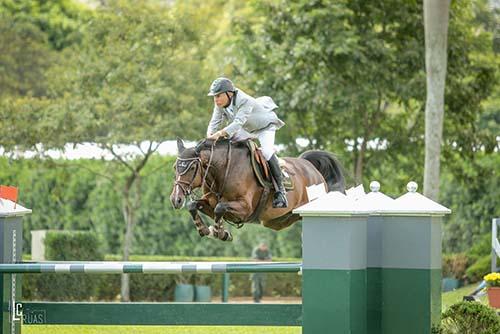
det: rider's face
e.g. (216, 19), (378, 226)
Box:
(214, 92), (232, 108)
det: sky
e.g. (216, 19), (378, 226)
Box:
(0, 139), (307, 160)
(0, 141), (184, 160)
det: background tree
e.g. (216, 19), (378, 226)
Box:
(0, 0), (91, 151)
(233, 0), (428, 184)
(423, 0), (450, 201)
(0, 0), (91, 50)
(2, 0), (213, 301)
(0, 16), (53, 98)
(232, 0), (497, 192)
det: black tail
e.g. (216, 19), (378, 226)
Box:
(299, 150), (346, 193)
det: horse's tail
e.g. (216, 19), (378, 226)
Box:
(299, 150), (346, 193)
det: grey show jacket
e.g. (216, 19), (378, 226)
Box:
(206, 88), (285, 137)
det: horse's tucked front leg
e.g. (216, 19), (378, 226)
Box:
(187, 200), (213, 238)
(212, 203), (233, 242)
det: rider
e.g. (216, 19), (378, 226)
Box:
(206, 77), (288, 208)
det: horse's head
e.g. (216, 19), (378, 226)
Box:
(169, 138), (204, 209)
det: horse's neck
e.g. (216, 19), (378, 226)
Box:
(201, 145), (252, 193)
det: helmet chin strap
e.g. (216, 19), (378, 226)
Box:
(223, 92), (232, 108)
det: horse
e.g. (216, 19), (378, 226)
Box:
(170, 138), (345, 241)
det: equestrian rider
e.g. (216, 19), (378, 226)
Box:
(206, 77), (288, 208)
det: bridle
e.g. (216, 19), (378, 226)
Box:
(174, 140), (232, 201)
(174, 156), (201, 197)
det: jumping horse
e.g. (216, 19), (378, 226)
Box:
(170, 138), (345, 241)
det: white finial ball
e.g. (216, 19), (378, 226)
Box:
(370, 181), (380, 192)
(407, 181), (418, 193)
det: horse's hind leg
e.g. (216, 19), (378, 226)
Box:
(187, 200), (213, 237)
(212, 203), (233, 242)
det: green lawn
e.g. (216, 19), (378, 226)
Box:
(441, 282), (487, 311)
(23, 326), (301, 334)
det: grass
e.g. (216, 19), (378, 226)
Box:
(441, 282), (488, 311)
(23, 325), (301, 334)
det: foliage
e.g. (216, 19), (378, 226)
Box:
(44, 1), (209, 147)
(467, 234), (492, 263)
(462, 233), (494, 283)
(442, 1), (499, 160)
(441, 283), (487, 313)
(441, 153), (500, 253)
(442, 253), (469, 280)
(234, 0), (427, 183)
(441, 301), (500, 334)
(26, 230), (104, 301)
(44, 230), (104, 261)
(466, 255), (491, 283)
(232, 0), (499, 200)
(0, 0), (91, 147)
(431, 325), (442, 334)
(0, 15), (54, 98)
(0, 0), (92, 50)
(484, 272), (500, 288)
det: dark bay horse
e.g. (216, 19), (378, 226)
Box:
(170, 138), (345, 241)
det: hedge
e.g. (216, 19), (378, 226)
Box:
(22, 254), (302, 301)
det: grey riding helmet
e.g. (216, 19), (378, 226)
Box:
(207, 77), (235, 96)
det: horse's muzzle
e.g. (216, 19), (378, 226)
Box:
(170, 192), (185, 209)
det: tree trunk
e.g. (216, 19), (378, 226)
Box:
(423, 0), (450, 201)
(112, 144), (153, 302)
(354, 99), (385, 184)
(355, 137), (367, 184)
(120, 182), (136, 302)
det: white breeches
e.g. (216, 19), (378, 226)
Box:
(232, 128), (276, 161)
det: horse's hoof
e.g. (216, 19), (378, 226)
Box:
(198, 227), (210, 237)
(223, 231), (233, 242)
(217, 228), (226, 240)
(207, 226), (217, 239)
(218, 229), (232, 242)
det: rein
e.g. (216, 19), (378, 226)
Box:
(175, 139), (233, 203)
(218, 141), (232, 200)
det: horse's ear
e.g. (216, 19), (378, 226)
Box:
(176, 137), (185, 153)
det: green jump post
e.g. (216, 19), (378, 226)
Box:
(295, 190), (370, 334)
(0, 198), (31, 334)
(365, 181), (450, 333)
(295, 181), (450, 334)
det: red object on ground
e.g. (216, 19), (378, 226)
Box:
(487, 287), (500, 308)
(0, 185), (19, 203)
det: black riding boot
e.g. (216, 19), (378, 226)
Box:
(268, 154), (288, 208)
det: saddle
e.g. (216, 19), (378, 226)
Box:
(246, 141), (294, 191)
(241, 140), (294, 224)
